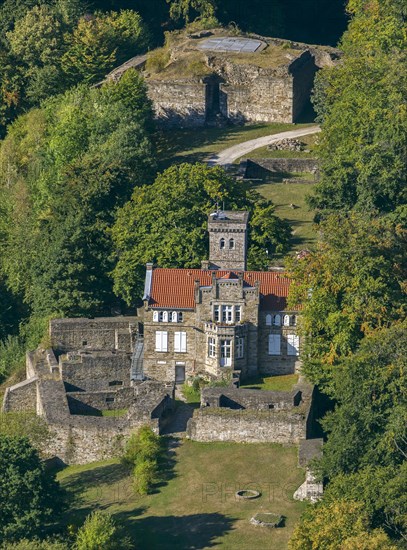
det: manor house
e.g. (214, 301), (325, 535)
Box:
(141, 210), (300, 383)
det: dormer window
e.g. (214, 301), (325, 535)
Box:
(171, 311), (177, 322)
(266, 314), (272, 326)
(162, 311), (168, 322)
(229, 238), (235, 249)
(273, 314), (281, 326)
(283, 314), (290, 327)
(219, 238), (225, 249)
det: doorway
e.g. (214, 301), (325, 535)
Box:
(175, 365), (186, 383)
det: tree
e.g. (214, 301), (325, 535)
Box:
(309, 0), (407, 213)
(289, 500), (397, 550)
(61, 10), (149, 84)
(0, 71), (155, 320)
(167, 0), (217, 24)
(287, 213), (407, 389)
(0, 436), (63, 542)
(111, 163), (291, 304)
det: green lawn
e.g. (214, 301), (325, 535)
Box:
(240, 374), (299, 392)
(155, 122), (314, 170)
(57, 440), (306, 549)
(254, 181), (317, 250)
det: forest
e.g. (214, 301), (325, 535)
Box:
(0, 0), (406, 548)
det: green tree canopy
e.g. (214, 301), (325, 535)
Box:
(310, 0), (407, 214)
(0, 436), (63, 542)
(111, 162), (291, 304)
(288, 213), (407, 389)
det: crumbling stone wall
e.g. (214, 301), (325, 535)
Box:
(50, 317), (137, 354)
(187, 408), (306, 444)
(2, 378), (38, 413)
(201, 387), (301, 410)
(61, 352), (132, 391)
(244, 158), (318, 180)
(147, 81), (207, 128)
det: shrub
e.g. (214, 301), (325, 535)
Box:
(146, 47), (170, 73)
(133, 459), (158, 495)
(75, 511), (119, 550)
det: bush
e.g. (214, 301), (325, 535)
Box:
(146, 47), (170, 73)
(2, 538), (68, 549)
(133, 459), (158, 495)
(123, 426), (164, 494)
(75, 511), (124, 550)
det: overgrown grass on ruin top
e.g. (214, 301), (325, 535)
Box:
(240, 374), (299, 392)
(56, 440), (306, 550)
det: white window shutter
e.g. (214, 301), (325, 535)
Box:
(174, 332), (181, 352)
(181, 332), (187, 352)
(162, 331), (168, 352)
(155, 331), (161, 351)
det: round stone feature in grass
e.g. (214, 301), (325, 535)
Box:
(235, 489), (261, 499)
(250, 513), (284, 528)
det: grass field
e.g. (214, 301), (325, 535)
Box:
(235, 133), (319, 162)
(57, 440), (306, 549)
(155, 122), (314, 170)
(254, 181), (317, 250)
(240, 374), (299, 392)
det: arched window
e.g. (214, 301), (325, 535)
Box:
(283, 314), (290, 326)
(229, 238), (235, 249)
(291, 315), (297, 326)
(153, 311), (159, 322)
(266, 314), (272, 326)
(220, 238), (225, 249)
(178, 312), (183, 322)
(171, 311), (177, 322)
(162, 311), (168, 322)
(273, 314), (281, 326)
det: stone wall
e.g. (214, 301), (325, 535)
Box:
(187, 408), (306, 444)
(201, 386), (301, 410)
(2, 378), (38, 413)
(61, 351), (132, 391)
(244, 158), (319, 180)
(50, 317), (138, 354)
(147, 81), (207, 128)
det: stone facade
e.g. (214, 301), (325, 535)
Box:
(141, 210), (301, 384)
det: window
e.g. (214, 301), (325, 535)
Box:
(268, 334), (281, 355)
(222, 305), (233, 323)
(273, 314), (281, 326)
(109, 380), (123, 387)
(235, 305), (241, 322)
(155, 331), (168, 352)
(283, 314), (290, 327)
(229, 238), (235, 249)
(213, 305), (220, 322)
(174, 331), (187, 353)
(291, 315), (297, 326)
(208, 337), (216, 358)
(106, 397), (115, 403)
(153, 311), (159, 322)
(266, 314), (272, 326)
(162, 311), (168, 322)
(287, 334), (300, 356)
(236, 337), (244, 359)
(158, 311), (164, 322)
(220, 238), (225, 249)
(220, 339), (232, 366)
(178, 312), (183, 323)
(171, 311), (177, 322)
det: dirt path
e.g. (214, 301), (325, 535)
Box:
(207, 125), (321, 166)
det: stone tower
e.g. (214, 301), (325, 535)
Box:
(207, 210), (249, 271)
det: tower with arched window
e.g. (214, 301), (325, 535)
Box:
(207, 210), (249, 270)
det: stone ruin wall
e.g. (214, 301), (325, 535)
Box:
(50, 317), (137, 354)
(187, 408), (306, 444)
(244, 158), (318, 179)
(147, 80), (207, 128)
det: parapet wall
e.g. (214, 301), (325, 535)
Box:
(244, 158), (319, 179)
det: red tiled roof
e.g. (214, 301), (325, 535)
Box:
(148, 268), (293, 311)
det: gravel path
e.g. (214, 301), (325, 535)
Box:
(207, 125), (321, 166)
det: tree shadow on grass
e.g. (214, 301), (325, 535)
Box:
(114, 511), (237, 550)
